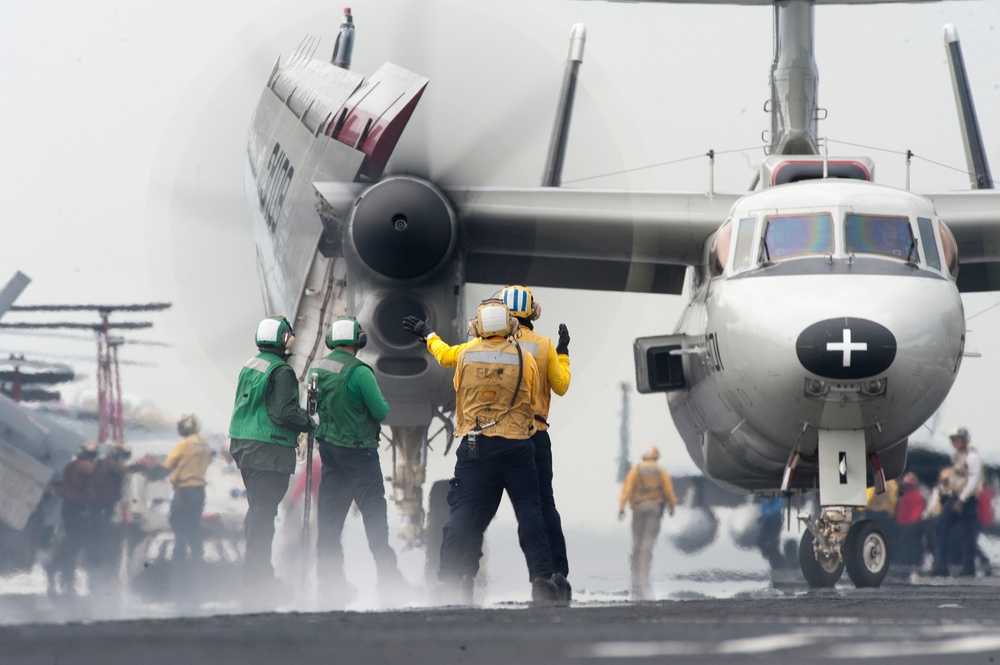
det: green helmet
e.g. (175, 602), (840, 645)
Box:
(326, 317), (368, 349)
(256, 316), (295, 352)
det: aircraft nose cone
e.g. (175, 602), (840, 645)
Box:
(795, 317), (896, 379)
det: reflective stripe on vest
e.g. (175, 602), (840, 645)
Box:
(463, 350), (521, 366)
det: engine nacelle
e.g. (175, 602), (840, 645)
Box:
(345, 176), (466, 427)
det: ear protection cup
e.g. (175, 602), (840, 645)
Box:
(531, 300), (541, 321)
(357, 328), (368, 349)
(468, 317), (479, 338)
(279, 316), (295, 351)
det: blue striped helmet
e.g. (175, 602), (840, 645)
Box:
(499, 285), (540, 320)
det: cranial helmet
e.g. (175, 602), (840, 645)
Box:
(468, 299), (518, 339)
(499, 285), (541, 321)
(949, 427), (970, 444)
(326, 317), (368, 349)
(80, 441), (99, 458)
(109, 444), (132, 461)
(256, 316), (295, 353)
(642, 445), (660, 461)
(177, 413), (200, 437)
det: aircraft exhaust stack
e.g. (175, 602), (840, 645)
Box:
(331, 7), (355, 70)
(944, 24), (993, 190)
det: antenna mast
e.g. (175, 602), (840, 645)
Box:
(617, 382), (631, 483)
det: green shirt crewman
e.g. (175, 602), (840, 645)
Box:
(308, 317), (405, 606)
(228, 315), (313, 605)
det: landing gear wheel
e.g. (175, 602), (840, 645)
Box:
(844, 519), (890, 588)
(423, 479), (451, 585)
(799, 530), (844, 588)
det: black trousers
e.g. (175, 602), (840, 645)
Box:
(240, 469), (290, 585)
(49, 501), (92, 591)
(532, 430), (569, 577)
(439, 436), (553, 584)
(170, 485), (206, 563)
(316, 441), (399, 590)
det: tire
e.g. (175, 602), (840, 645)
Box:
(844, 519), (890, 588)
(423, 479), (452, 584)
(799, 530), (844, 588)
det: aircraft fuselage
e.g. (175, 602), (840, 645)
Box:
(666, 179), (964, 497)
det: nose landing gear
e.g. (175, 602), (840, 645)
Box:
(798, 508), (891, 588)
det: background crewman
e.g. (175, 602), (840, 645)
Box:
(618, 445), (677, 600)
(930, 427), (984, 577)
(308, 317), (405, 606)
(86, 443), (132, 594)
(228, 316), (314, 605)
(164, 414), (213, 568)
(403, 285), (572, 600)
(47, 441), (99, 597)
(434, 299), (558, 604)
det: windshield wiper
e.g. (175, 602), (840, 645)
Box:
(759, 236), (772, 266)
(905, 236), (919, 265)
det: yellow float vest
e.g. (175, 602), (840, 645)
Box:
(513, 327), (552, 428)
(454, 339), (535, 440)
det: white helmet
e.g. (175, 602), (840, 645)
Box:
(949, 427), (970, 444)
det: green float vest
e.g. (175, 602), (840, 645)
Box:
(308, 352), (381, 448)
(228, 352), (299, 447)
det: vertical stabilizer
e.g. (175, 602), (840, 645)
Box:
(944, 24), (993, 190)
(542, 24), (587, 187)
(768, 0), (819, 155)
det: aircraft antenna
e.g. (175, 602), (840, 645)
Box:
(0, 272), (31, 320)
(331, 7), (355, 70)
(2, 301), (171, 443)
(617, 382), (631, 483)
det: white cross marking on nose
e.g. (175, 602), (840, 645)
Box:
(827, 328), (867, 367)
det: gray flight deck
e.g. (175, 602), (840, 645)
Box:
(2, 578), (999, 664)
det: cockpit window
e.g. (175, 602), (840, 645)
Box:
(731, 217), (757, 272)
(917, 217), (941, 271)
(762, 213), (834, 261)
(844, 214), (915, 260)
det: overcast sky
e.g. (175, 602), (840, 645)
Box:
(0, 0), (998, 530)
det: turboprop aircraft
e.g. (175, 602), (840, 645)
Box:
(243, 1), (1000, 588)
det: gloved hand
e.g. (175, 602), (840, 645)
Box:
(296, 433), (309, 462)
(402, 316), (434, 340)
(952, 499), (965, 514)
(618, 509), (625, 522)
(556, 323), (570, 355)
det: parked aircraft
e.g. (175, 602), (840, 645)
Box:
(243, 1), (1000, 588)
